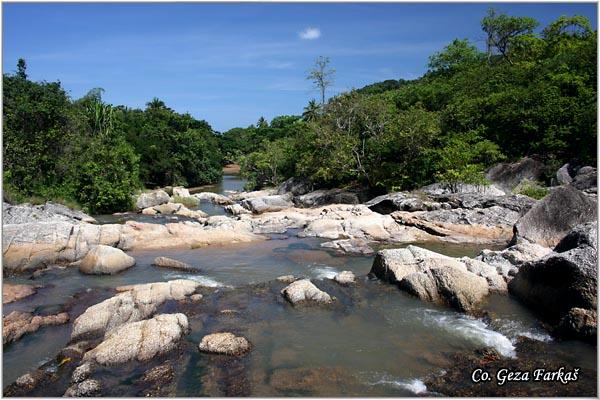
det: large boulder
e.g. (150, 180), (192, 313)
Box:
(79, 245), (136, 275)
(367, 192), (442, 214)
(136, 190), (170, 210)
(476, 242), (552, 280)
(556, 163), (573, 185)
(370, 246), (493, 312)
(512, 185), (597, 247)
(83, 313), (189, 365)
(509, 223), (597, 331)
(172, 186), (191, 198)
(198, 332), (251, 356)
(486, 157), (545, 193)
(71, 280), (200, 340)
(294, 189), (361, 208)
(571, 166), (597, 191)
(281, 279), (333, 305)
(241, 194), (293, 214)
(277, 177), (313, 196)
(555, 308), (597, 344)
(224, 203), (252, 216)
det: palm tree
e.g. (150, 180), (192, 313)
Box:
(146, 97), (166, 110)
(302, 99), (321, 122)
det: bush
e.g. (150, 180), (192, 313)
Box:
(513, 179), (549, 200)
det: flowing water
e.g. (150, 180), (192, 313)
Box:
(3, 173), (597, 395)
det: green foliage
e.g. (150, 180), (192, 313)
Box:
(231, 12), (596, 194)
(172, 195), (199, 208)
(3, 64), (222, 213)
(513, 179), (549, 200)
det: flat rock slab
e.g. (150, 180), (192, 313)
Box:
(198, 332), (251, 356)
(3, 283), (38, 304)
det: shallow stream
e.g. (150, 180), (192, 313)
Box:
(3, 174), (597, 395)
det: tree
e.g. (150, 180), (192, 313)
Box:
(428, 39), (481, 75)
(307, 56), (335, 105)
(16, 58), (27, 79)
(302, 100), (321, 121)
(482, 8), (538, 64)
(257, 116), (268, 128)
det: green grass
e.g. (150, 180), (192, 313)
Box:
(172, 195), (199, 208)
(513, 179), (549, 200)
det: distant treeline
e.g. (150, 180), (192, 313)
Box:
(221, 11), (597, 192)
(3, 69), (222, 213)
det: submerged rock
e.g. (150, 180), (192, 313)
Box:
(333, 271), (356, 285)
(3, 310), (69, 344)
(71, 279), (199, 340)
(153, 256), (195, 272)
(83, 313), (189, 365)
(512, 185), (597, 247)
(78, 245), (136, 275)
(198, 332), (251, 356)
(276, 275), (296, 283)
(320, 238), (374, 255)
(136, 189), (170, 210)
(281, 279), (333, 305)
(3, 283), (38, 304)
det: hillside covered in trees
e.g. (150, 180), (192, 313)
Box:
(224, 11), (597, 192)
(3, 10), (597, 213)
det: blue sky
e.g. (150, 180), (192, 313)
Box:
(3, 2), (597, 132)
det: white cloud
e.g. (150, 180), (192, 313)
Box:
(299, 27), (321, 40)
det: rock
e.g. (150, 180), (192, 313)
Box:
(277, 177), (313, 196)
(71, 362), (93, 384)
(276, 275), (296, 283)
(153, 202), (182, 214)
(4, 311), (69, 344)
(141, 207), (158, 215)
(486, 157), (545, 193)
(64, 379), (101, 397)
(555, 308), (597, 343)
(83, 313), (189, 365)
(333, 271), (356, 285)
(554, 222), (597, 252)
(190, 294), (203, 302)
(15, 373), (35, 388)
(512, 185), (597, 247)
(571, 166), (597, 191)
(3, 202), (97, 225)
(294, 189), (361, 208)
(3, 283), (38, 304)
(198, 332), (251, 356)
(136, 190), (170, 210)
(420, 183), (505, 196)
(79, 245), (136, 275)
(229, 189), (277, 201)
(241, 195), (293, 214)
(370, 246), (492, 312)
(476, 242), (552, 280)
(193, 192), (234, 205)
(71, 280), (199, 340)
(392, 205), (521, 243)
(556, 163), (573, 185)
(172, 186), (191, 197)
(429, 193), (535, 214)
(320, 238), (374, 255)
(224, 203), (251, 216)
(367, 192), (441, 214)
(509, 224), (597, 325)
(281, 279), (333, 305)
(153, 256), (195, 272)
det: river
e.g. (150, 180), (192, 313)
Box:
(3, 173), (597, 396)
